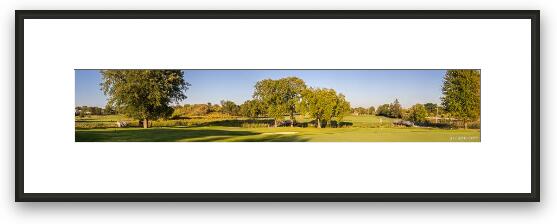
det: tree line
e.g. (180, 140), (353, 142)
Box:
(75, 106), (115, 116)
(171, 77), (351, 128)
(97, 69), (480, 129)
(372, 99), (437, 122)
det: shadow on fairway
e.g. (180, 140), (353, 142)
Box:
(232, 134), (309, 142)
(75, 128), (309, 142)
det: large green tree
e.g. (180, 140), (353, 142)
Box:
(282, 77), (307, 126)
(376, 104), (391, 117)
(368, 106), (376, 115)
(101, 70), (190, 128)
(389, 99), (402, 118)
(253, 77), (306, 127)
(407, 103), (428, 123)
(441, 69), (481, 129)
(300, 88), (350, 128)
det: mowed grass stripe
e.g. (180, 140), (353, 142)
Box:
(75, 126), (480, 142)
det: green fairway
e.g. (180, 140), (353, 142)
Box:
(75, 126), (480, 142)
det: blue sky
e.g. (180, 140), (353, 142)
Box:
(75, 69), (446, 108)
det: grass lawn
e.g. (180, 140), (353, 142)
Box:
(75, 114), (480, 142)
(75, 126), (480, 142)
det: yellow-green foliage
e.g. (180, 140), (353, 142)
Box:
(406, 104), (428, 123)
(441, 70), (481, 124)
(101, 70), (190, 121)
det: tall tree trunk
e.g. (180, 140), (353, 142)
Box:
(290, 112), (295, 127)
(464, 119), (468, 129)
(317, 118), (321, 128)
(274, 119), (278, 128)
(143, 118), (148, 128)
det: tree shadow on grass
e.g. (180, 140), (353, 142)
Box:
(75, 128), (309, 142)
(232, 134), (309, 142)
(75, 128), (256, 142)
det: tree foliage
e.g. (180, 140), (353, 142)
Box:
(441, 69), (481, 128)
(389, 99), (403, 118)
(423, 103), (438, 115)
(352, 107), (369, 115)
(334, 94), (351, 123)
(375, 99), (403, 118)
(368, 106), (375, 115)
(220, 100), (240, 116)
(406, 103), (428, 123)
(253, 77), (306, 126)
(101, 70), (190, 128)
(299, 88), (350, 128)
(352, 106), (375, 115)
(376, 104), (391, 117)
(240, 99), (265, 118)
(75, 106), (107, 116)
(172, 104), (211, 118)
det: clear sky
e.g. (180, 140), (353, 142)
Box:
(75, 69), (446, 108)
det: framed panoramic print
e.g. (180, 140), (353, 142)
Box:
(15, 10), (540, 202)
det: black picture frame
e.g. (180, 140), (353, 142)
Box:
(15, 10), (540, 202)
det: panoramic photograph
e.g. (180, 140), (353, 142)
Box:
(75, 69), (480, 142)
